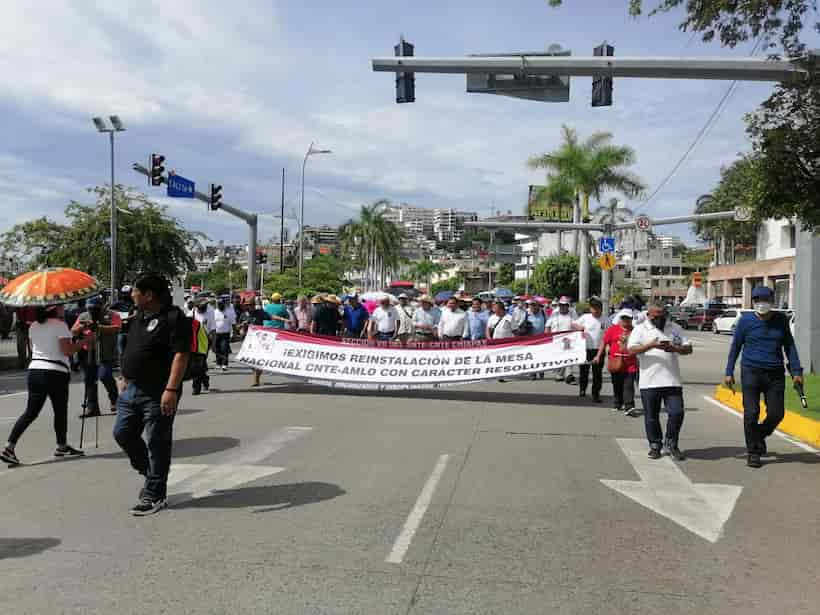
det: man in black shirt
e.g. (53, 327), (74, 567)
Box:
(311, 296), (342, 336)
(113, 274), (190, 516)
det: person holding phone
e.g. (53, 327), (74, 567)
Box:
(627, 301), (693, 461)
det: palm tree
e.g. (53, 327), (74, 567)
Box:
(528, 125), (646, 300)
(407, 259), (446, 292)
(339, 199), (403, 291)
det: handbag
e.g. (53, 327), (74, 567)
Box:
(607, 354), (624, 373)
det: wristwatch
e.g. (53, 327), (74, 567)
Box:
(165, 387), (180, 394)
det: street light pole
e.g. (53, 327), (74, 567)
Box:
(298, 142), (332, 287)
(93, 115), (125, 302)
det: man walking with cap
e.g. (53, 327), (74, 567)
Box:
(725, 286), (803, 468)
(343, 295), (369, 338)
(114, 274), (190, 515)
(628, 301), (693, 460)
(546, 296), (576, 383)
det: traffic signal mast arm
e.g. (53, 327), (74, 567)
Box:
(464, 210), (738, 232)
(373, 54), (812, 83)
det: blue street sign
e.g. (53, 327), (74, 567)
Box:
(167, 174), (195, 198)
(599, 237), (616, 253)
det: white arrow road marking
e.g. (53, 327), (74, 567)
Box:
(167, 463), (285, 502)
(166, 426), (313, 504)
(601, 438), (743, 543)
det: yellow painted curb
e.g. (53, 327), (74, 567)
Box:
(713, 385), (820, 449)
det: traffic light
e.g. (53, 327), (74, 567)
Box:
(209, 184), (222, 211)
(394, 37), (415, 103)
(592, 42), (614, 107)
(150, 154), (165, 186)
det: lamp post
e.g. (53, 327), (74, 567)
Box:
(299, 142), (332, 286)
(92, 115), (126, 302)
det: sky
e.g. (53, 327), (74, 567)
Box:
(1, 0), (816, 248)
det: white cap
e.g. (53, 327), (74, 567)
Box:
(617, 309), (634, 320)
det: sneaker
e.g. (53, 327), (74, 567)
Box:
(131, 496), (167, 516)
(565, 375), (576, 385)
(221, 366), (227, 372)
(55, 445), (84, 457)
(0, 447), (20, 465)
(648, 448), (662, 460)
(611, 404), (622, 412)
(747, 453), (762, 468)
(667, 446), (686, 461)
(623, 405), (637, 417)
(78, 409), (101, 419)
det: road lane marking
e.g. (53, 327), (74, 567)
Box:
(167, 463), (285, 502)
(703, 395), (818, 453)
(386, 453), (450, 564)
(0, 392), (26, 399)
(602, 438), (742, 543)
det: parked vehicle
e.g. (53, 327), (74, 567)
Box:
(713, 309), (751, 334)
(669, 306), (695, 326)
(683, 308), (720, 331)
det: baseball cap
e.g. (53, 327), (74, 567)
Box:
(86, 296), (103, 307)
(270, 292), (282, 301)
(559, 296), (571, 304)
(617, 309), (634, 320)
(751, 286), (774, 301)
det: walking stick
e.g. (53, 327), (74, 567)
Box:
(79, 388), (86, 449)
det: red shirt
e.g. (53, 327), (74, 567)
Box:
(602, 324), (638, 373)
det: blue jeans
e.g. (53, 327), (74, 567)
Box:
(376, 331), (395, 341)
(82, 360), (118, 412)
(741, 366), (785, 454)
(113, 383), (176, 501)
(641, 386), (685, 449)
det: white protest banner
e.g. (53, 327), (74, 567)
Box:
(237, 327), (587, 390)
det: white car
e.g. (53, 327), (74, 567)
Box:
(713, 309), (751, 334)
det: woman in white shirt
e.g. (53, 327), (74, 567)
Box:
(213, 302), (235, 371)
(0, 305), (90, 465)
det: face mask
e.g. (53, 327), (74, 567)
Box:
(754, 302), (772, 315)
(650, 316), (667, 330)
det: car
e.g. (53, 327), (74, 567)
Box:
(683, 308), (722, 331)
(712, 309), (751, 334)
(670, 306), (695, 326)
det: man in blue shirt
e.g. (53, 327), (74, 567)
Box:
(342, 295), (369, 338)
(263, 293), (289, 329)
(725, 286), (803, 468)
(464, 298), (489, 340)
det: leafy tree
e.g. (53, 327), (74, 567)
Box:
(529, 254), (602, 299)
(431, 276), (462, 295)
(612, 283), (646, 307)
(262, 255), (349, 299)
(1, 186), (202, 288)
(184, 263), (246, 295)
(496, 263), (515, 286)
(339, 199), (403, 290)
(406, 259), (446, 291)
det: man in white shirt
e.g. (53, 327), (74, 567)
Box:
(438, 298), (468, 341)
(413, 296), (440, 341)
(546, 296), (576, 383)
(369, 297), (400, 341)
(396, 294), (415, 342)
(487, 300), (514, 340)
(628, 301), (693, 460)
(574, 297), (608, 402)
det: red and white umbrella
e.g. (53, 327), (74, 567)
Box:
(0, 267), (101, 307)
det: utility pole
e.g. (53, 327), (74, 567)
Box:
(280, 167), (285, 273)
(794, 230), (820, 373)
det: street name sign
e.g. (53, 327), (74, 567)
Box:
(167, 173), (195, 198)
(599, 237), (615, 253)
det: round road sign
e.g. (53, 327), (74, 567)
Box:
(734, 206), (752, 222)
(635, 215), (652, 232)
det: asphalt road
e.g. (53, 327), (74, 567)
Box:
(1, 330), (818, 614)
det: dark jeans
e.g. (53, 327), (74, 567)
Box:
(191, 355), (210, 394)
(376, 331), (395, 341)
(611, 371), (636, 409)
(641, 386), (685, 449)
(116, 333), (128, 359)
(214, 333), (231, 366)
(741, 366), (786, 454)
(113, 383), (176, 501)
(9, 369), (70, 446)
(82, 360), (118, 412)
(579, 349), (603, 396)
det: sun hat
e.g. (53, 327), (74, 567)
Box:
(418, 294), (433, 303)
(311, 295), (324, 304)
(558, 295), (571, 304)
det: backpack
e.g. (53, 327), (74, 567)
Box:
(166, 306), (205, 381)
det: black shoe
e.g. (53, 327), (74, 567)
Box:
(78, 409), (101, 419)
(592, 394), (602, 403)
(747, 453), (762, 468)
(565, 375), (576, 385)
(131, 496), (167, 516)
(760, 439), (767, 456)
(667, 446), (685, 461)
(623, 405), (637, 417)
(1, 447), (20, 465)
(579, 390), (586, 398)
(648, 448), (662, 460)
(55, 445), (84, 457)
(191, 390), (201, 396)
(530, 374), (537, 381)
(611, 404), (622, 412)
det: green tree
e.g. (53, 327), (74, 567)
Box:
(496, 263), (515, 286)
(692, 156), (762, 263)
(528, 125), (645, 223)
(184, 263), (246, 295)
(406, 259), (446, 291)
(529, 254), (602, 299)
(1, 186), (202, 288)
(431, 276), (461, 295)
(339, 199), (403, 291)
(262, 255), (349, 298)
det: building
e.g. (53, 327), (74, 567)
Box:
(707, 218), (796, 308)
(433, 209), (479, 243)
(383, 204), (479, 242)
(656, 234), (684, 249)
(513, 228), (573, 281)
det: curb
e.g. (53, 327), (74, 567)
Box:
(713, 385), (820, 449)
